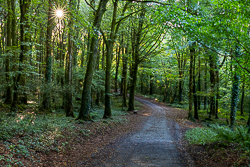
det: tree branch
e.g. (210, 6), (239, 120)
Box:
(115, 9), (142, 25)
(198, 40), (250, 74)
(84, 0), (96, 12)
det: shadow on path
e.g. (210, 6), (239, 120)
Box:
(78, 97), (185, 167)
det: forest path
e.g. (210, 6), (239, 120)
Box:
(79, 97), (185, 167)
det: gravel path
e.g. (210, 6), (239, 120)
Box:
(80, 97), (185, 167)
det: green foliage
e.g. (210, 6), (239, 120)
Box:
(185, 125), (250, 148)
(0, 112), (74, 140)
(0, 111), (81, 166)
(185, 127), (218, 145)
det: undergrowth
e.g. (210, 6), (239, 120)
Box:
(0, 112), (76, 166)
(0, 96), (138, 166)
(185, 124), (250, 149)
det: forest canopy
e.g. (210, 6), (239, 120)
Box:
(0, 0), (250, 166)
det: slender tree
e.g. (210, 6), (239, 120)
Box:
(43, 0), (53, 111)
(230, 45), (241, 127)
(65, 0), (74, 117)
(5, 0), (12, 104)
(78, 0), (109, 120)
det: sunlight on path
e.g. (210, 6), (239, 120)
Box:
(79, 97), (185, 167)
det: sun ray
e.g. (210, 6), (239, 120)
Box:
(52, 4), (67, 20)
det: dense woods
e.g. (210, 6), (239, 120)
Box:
(0, 0), (250, 166)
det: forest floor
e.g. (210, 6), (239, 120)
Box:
(1, 96), (249, 166)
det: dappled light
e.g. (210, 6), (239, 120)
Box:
(0, 0), (249, 166)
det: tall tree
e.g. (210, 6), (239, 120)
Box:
(188, 43), (194, 119)
(102, 1), (129, 118)
(5, 0), (12, 104)
(230, 45), (241, 127)
(128, 9), (145, 111)
(78, 0), (109, 120)
(43, 0), (53, 111)
(65, 0), (74, 117)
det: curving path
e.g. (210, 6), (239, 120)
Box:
(79, 97), (185, 167)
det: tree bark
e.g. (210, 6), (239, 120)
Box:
(103, 0), (129, 118)
(78, 0), (109, 120)
(209, 54), (216, 118)
(114, 43), (121, 93)
(204, 60), (207, 110)
(240, 76), (245, 115)
(128, 9), (145, 111)
(197, 56), (201, 110)
(5, 0), (12, 104)
(150, 75), (153, 95)
(10, 0), (18, 112)
(122, 39), (128, 108)
(215, 63), (219, 119)
(193, 52), (198, 119)
(65, 0), (74, 117)
(188, 43), (194, 119)
(230, 45), (241, 127)
(43, 0), (53, 111)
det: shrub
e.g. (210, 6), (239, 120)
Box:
(185, 124), (250, 148)
(185, 127), (219, 145)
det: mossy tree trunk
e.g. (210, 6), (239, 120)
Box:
(193, 51), (198, 120)
(204, 60), (207, 110)
(197, 56), (201, 110)
(240, 76), (245, 115)
(230, 45), (241, 127)
(188, 43), (194, 119)
(65, 0), (74, 117)
(128, 9), (145, 111)
(209, 53), (216, 118)
(11, 0), (18, 111)
(122, 38), (128, 108)
(43, 0), (53, 111)
(78, 0), (109, 120)
(103, 1), (129, 118)
(114, 44), (120, 93)
(5, 0), (12, 105)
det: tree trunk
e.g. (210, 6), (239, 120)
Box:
(163, 79), (169, 102)
(140, 74), (143, 94)
(209, 54), (216, 118)
(150, 75), (153, 95)
(215, 64), (219, 119)
(5, 0), (12, 104)
(188, 43), (194, 119)
(128, 60), (139, 111)
(193, 52), (198, 119)
(178, 78), (183, 103)
(230, 45), (240, 127)
(122, 41), (128, 108)
(204, 60), (207, 110)
(78, 0), (109, 120)
(114, 44), (120, 93)
(10, 0), (17, 112)
(103, 0), (119, 118)
(43, 0), (53, 111)
(197, 56), (201, 110)
(103, 0), (129, 117)
(128, 9), (145, 111)
(65, 0), (74, 117)
(95, 40), (101, 106)
(240, 77), (245, 115)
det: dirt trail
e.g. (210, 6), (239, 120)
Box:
(78, 97), (186, 167)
